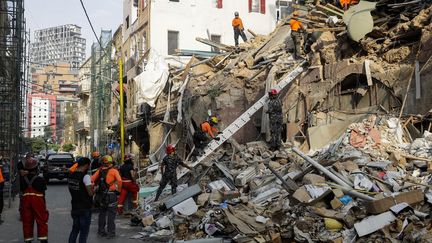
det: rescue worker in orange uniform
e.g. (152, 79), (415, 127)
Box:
(232, 11), (247, 46)
(21, 157), (48, 243)
(193, 116), (221, 151)
(289, 12), (305, 59)
(340, 0), (359, 10)
(0, 161), (4, 224)
(90, 151), (102, 174)
(117, 154), (140, 215)
(91, 155), (122, 238)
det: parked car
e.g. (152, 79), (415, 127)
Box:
(42, 153), (74, 182)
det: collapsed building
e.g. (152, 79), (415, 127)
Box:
(125, 2), (432, 242)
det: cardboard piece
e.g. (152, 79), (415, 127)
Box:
(367, 189), (424, 214)
(354, 211), (396, 237)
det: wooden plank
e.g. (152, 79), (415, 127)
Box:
(306, 27), (346, 33)
(415, 60), (421, 99)
(364, 60), (373, 86)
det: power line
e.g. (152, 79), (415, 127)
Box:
(79, 0), (109, 57)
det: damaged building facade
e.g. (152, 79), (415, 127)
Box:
(124, 2), (432, 243)
(75, 1), (432, 242)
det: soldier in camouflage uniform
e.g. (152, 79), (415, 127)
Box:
(154, 144), (192, 201)
(267, 89), (283, 151)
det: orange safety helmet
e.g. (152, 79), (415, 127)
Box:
(269, 89), (278, 95)
(91, 151), (100, 158)
(166, 144), (175, 155)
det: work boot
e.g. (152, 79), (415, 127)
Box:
(39, 240), (48, 243)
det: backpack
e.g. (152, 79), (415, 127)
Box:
(93, 168), (112, 208)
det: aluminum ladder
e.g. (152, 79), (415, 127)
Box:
(178, 62), (306, 178)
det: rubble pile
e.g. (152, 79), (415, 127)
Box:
(131, 114), (432, 242)
(133, 1), (432, 242)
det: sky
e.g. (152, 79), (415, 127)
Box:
(25, 0), (122, 57)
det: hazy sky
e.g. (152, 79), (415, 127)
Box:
(25, 0), (122, 57)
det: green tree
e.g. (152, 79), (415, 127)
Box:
(62, 143), (74, 152)
(30, 137), (47, 153)
(49, 144), (61, 152)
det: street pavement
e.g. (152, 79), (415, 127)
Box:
(0, 180), (142, 242)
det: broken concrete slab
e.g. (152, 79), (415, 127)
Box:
(164, 184), (202, 209)
(354, 211), (396, 237)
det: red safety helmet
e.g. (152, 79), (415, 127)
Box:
(166, 144), (175, 155)
(25, 157), (38, 170)
(124, 153), (133, 161)
(269, 89), (278, 95)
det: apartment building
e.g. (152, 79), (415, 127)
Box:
(30, 24), (86, 69)
(31, 62), (79, 97)
(28, 94), (56, 139)
(75, 57), (92, 156)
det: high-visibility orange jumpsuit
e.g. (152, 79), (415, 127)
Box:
(117, 162), (139, 214)
(21, 175), (48, 242)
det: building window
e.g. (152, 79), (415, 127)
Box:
(249, 0), (266, 14)
(167, 30), (179, 55)
(210, 35), (221, 52)
(133, 0), (138, 7)
(214, 0), (223, 8)
(169, 0), (179, 2)
(125, 16), (130, 29)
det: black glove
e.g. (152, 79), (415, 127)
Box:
(214, 137), (221, 141)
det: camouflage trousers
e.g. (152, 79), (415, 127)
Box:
(154, 173), (177, 201)
(269, 121), (282, 150)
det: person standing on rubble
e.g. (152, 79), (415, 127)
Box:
(232, 11), (247, 47)
(267, 89), (283, 151)
(289, 12), (305, 59)
(154, 145), (192, 201)
(117, 154), (140, 215)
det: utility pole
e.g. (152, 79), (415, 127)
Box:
(119, 59), (125, 164)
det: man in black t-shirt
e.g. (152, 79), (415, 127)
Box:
(68, 157), (94, 243)
(117, 154), (139, 214)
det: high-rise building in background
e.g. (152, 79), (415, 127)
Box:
(30, 24), (86, 69)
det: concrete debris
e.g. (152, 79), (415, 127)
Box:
(130, 2), (432, 242)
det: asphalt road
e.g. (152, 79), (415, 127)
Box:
(0, 180), (142, 242)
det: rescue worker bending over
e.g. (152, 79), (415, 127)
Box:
(21, 157), (48, 243)
(117, 154), (140, 215)
(267, 89), (283, 151)
(154, 145), (192, 201)
(194, 116), (220, 150)
(232, 11), (247, 46)
(91, 155), (122, 239)
(289, 12), (305, 59)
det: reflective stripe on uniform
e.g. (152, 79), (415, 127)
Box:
(38, 236), (48, 240)
(23, 193), (44, 197)
(24, 238), (34, 241)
